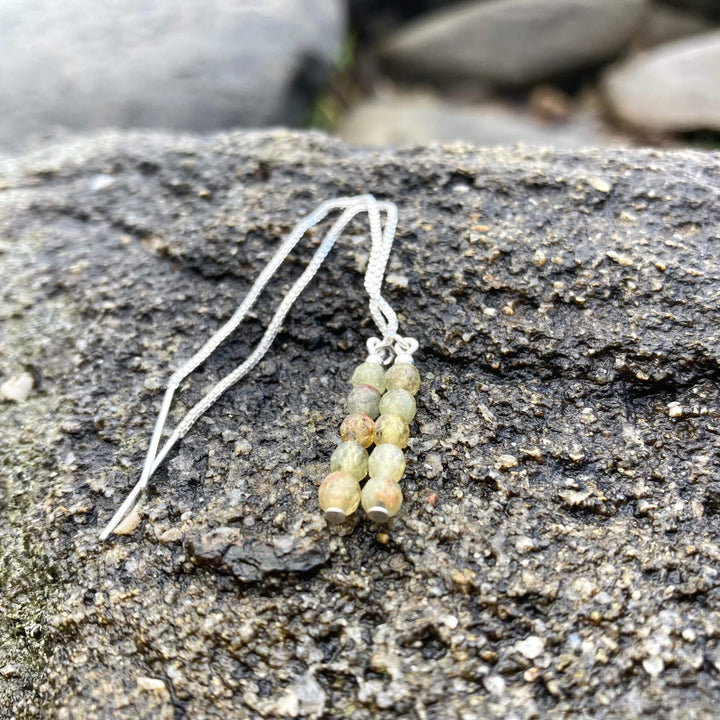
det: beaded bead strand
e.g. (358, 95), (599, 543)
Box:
(318, 338), (419, 526)
(99, 195), (414, 542)
(318, 353), (386, 524)
(361, 355), (420, 523)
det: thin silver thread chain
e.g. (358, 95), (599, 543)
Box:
(100, 194), (412, 539)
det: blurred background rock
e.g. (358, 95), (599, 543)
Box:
(1, 0), (719, 153)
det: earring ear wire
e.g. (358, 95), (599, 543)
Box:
(99, 195), (420, 540)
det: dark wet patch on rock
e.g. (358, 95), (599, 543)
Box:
(184, 527), (331, 583)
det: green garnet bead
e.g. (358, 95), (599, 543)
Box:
(385, 363), (420, 395)
(361, 477), (403, 523)
(319, 472), (361, 524)
(379, 388), (416, 423)
(347, 384), (382, 420)
(351, 362), (386, 394)
(373, 413), (410, 449)
(340, 412), (375, 448)
(330, 440), (368, 481)
(368, 443), (405, 483)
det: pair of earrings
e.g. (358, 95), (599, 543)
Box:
(320, 336), (419, 525)
(99, 195), (420, 540)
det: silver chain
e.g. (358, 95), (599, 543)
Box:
(99, 194), (415, 539)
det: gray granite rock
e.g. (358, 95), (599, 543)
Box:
(380, 0), (648, 85)
(604, 30), (720, 132)
(2, 130), (720, 719)
(0, 0), (344, 152)
(338, 92), (613, 147)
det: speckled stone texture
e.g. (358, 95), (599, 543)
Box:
(1, 131), (720, 719)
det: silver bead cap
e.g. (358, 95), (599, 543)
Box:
(393, 353), (414, 365)
(324, 507), (347, 525)
(365, 353), (384, 365)
(366, 506), (390, 523)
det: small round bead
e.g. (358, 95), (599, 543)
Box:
(318, 471), (361, 523)
(373, 413), (410, 449)
(330, 440), (369, 481)
(379, 388), (416, 423)
(352, 362), (386, 394)
(368, 443), (405, 482)
(385, 363), (420, 395)
(340, 412), (375, 448)
(347, 384), (382, 420)
(361, 477), (403, 522)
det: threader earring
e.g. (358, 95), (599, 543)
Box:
(99, 195), (419, 540)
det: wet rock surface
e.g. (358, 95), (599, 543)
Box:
(1, 130), (720, 718)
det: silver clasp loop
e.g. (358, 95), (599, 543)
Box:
(394, 336), (418, 356)
(393, 335), (418, 365)
(366, 336), (395, 366)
